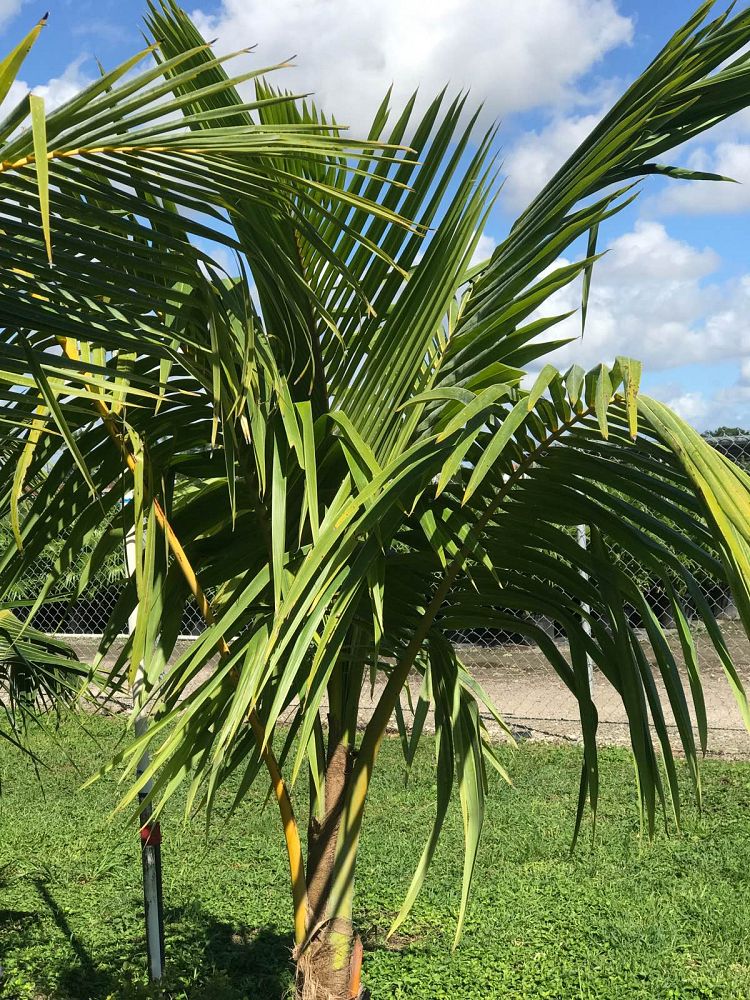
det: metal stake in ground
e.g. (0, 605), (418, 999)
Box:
(124, 502), (165, 981)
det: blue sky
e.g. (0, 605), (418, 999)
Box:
(4, 0), (750, 431)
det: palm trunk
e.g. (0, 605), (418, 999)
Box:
(295, 917), (363, 999)
(296, 716), (365, 999)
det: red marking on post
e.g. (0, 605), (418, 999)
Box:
(140, 822), (162, 847)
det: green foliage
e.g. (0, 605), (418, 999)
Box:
(2, 718), (750, 1000)
(0, 511), (125, 602)
(4, 0), (750, 969)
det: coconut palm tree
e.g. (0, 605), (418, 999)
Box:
(4, 2), (750, 997)
(0, 4), (408, 755)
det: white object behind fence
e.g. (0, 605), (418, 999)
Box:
(577, 523), (594, 698)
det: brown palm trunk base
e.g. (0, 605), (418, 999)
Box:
(295, 918), (366, 999)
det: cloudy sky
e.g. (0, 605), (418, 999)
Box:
(6, 0), (750, 431)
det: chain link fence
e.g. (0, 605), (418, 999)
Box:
(7, 434), (750, 752)
(449, 434), (750, 752)
(21, 589), (205, 639)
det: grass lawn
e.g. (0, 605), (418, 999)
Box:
(2, 716), (750, 999)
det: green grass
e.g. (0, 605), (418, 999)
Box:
(2, 717), (750, 999)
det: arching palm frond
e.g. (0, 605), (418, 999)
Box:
(3, 2), (750, 994)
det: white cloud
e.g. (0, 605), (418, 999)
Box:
(693, 107), (750, 145)
(30, 58), (92, 112)
(470, 233), (496, 269)
(0, 58), (93, 121)
(531, 221), (750, 373)
(660, 389), (711, 427)
(648, 376), (750, 433)
(0, 77), (26, 116)
(72, 19), (127, 44)
(497, 66), (637, 214)
(501, 111), (601, 213)
(191, 0), (632, 133)
(0, 1), (24, 30)
(650, 141), (750, 215)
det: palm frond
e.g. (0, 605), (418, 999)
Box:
(4, 0), (750, 956)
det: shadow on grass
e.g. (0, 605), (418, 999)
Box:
(13, 886), (295, 1000)
(2, 890), (413, 999)
(36, 879), (100, 984)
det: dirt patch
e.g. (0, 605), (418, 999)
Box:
(361, 927), (425, 953)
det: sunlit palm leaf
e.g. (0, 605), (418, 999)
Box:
(4, 0), (750, 965)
